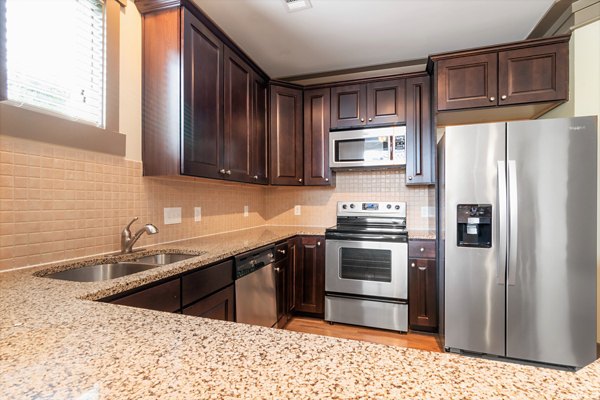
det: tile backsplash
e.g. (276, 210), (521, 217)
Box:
(0, 136), (435, 271)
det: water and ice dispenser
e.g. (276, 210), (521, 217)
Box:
(457, 204), (492, 248)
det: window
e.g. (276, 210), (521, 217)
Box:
(0, 0), (125, 157)
(5, 0), (105, 127)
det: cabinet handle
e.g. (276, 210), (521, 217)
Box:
(368, 117), (372, 122)
(317, 241), (321, 246)
(360, 117), (365, 122)
(219, 169), (226, 174)
(411, 262), (416, 268)
(226, 170), (232, 175)
(408, 176), (413, 181)
(253, 175), (258, 180)
(298, 178), (303, 183)
(418, 266), (427, 271)
(501, 95), (507, 100)
(274, 266), (281, 272)
(277, 249), (286, 255)
(489, 97), (495, 102)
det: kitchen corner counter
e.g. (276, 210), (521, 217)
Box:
(1, 226), (599, 399)
(409, 230), (436, 240)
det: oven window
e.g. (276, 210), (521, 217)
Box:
(339, 248), (392, 282)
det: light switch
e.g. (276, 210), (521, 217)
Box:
(194, 207), (202, 222)
(294, 205), (301, 216)
(164, 207), (182, 225)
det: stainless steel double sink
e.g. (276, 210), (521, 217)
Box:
(44, 252), (200, 282)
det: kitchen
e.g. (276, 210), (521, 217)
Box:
(1, 0), (599, 398)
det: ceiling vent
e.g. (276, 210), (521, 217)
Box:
(282, 0), (312, 13)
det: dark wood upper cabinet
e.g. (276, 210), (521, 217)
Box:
(330, 84), (367, 129)
(436, 53), (498, 111)
(294, 236), (325, 315)
(405, 75), (434, 186)
(269, 84), (304, 185)
(366, 79), (406, 125)
(429, 34), (570, 124)
(303, 88), (333, 186)
(498, 43), (568, 106)
(136, 2), (268, 184)
(251, 74), (269, 184)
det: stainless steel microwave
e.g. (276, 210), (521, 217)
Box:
(329, 126), (406, 169)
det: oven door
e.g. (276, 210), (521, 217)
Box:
(325, 238), (407, 300)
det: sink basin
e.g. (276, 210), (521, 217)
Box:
(45, 263), (159, 282)
(134, 253), (198, 265)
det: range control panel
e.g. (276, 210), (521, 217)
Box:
(337, 201), (406, 218)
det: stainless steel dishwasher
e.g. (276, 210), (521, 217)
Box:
(234, 246), (277, 327)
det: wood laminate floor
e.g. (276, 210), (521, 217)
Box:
(284, 316), (443, 353)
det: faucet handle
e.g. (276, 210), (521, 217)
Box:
(125, 217), (139, 231)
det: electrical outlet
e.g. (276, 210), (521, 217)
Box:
(194, 207), (202, 222)
(243, 205), (249, 217)
(294, 205), (301, 216)
(164, 207), (182, 225)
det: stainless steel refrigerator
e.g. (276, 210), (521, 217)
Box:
(438, 116), (598, 369)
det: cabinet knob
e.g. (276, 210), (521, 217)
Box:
(408, 176), (413, 181)
(489, 97), (495, 102)
(274, 266), (281, 272)
(411, 262), (416, 268)
(277, 249), (286, 255)
(226, 170), (232, 175)
(360, 118), (365, 122)
(501, 95), (507, 100)
(317, 241), (321, 246)
(298, 178), (303, 183)
(253, 175), (258, 180)
(219, 169), (226, 174)
(368, 117), (372, 122)
(420, 247), (425, 252)
(325, 178), (329, 182)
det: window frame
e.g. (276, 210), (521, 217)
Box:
(0, 0), (126, 157)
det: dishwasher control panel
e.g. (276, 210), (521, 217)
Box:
(234, 246), (275, 279)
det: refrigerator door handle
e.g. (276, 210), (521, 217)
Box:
(497, 161), (507, 285)
(507, 160), (518, 285)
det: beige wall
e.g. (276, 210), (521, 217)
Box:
(541, 20), (600, 341)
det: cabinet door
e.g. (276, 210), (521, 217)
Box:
(366, 79), (406, 125)
(498, 42), (568, 106)
(112, 278), (181, 313)
(330, 84), (367, 129)
(304, 88), (333, 186)
(436, 53), (498, 111)
(408, 258), (437, 330)
(182, 285), (235, 322)
(274, 258), (288, 327)
(181, 9), (224, 179)
(251, 73), (268, 184)
(295, 236), (325, 315)
(406, 75), (434, 185)
(223, 48), (252, 183)
(269, 85), (304, 185)
(286, 237), (299, 315)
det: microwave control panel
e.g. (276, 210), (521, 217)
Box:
(393, 135), (406, 164)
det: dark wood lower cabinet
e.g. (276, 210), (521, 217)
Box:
(294, 236), (325, 316)
(182, 285), (235, 322)
(111, 278), (181, 313)
(408, 240), (437, 331)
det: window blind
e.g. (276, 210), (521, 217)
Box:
(6, 0), (105, 127)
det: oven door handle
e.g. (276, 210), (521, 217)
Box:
(325, 232), (407, 243)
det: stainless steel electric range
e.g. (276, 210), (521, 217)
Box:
(324, 201), (408, 332)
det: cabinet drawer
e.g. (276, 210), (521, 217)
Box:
(182, 285), (235, 322)
(112, 278), (181, 313)
(182, 259), (234, 306)
(408, 240), (436, 258)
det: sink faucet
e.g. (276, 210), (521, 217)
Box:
(121, 217), (159, 253)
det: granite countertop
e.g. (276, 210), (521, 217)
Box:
(409, 229), (436, 240)
(1, 225), (599, 399)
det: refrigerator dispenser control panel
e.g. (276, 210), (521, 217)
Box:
(457, 204), (492, 248)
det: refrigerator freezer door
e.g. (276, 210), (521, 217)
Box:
(506, 117), (597, 368)
(444, 122), (506, 356)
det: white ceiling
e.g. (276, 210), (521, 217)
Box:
(191, 0), (555, 79)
